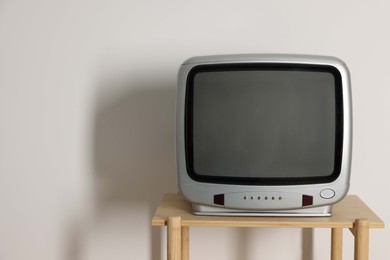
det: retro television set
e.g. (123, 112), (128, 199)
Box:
(176, 54), (352, 216)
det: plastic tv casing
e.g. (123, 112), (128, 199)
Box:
(176, 54), (352, 216)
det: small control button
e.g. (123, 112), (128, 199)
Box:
(302, 195), (313, 207)
(214, 194), (225, 205)
(320, 189), (335, 199)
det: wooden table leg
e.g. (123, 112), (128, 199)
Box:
(331, 228), (343, 260)
(168, 216), (182, 260)
(182, 226), (189, 260)
(354, 219), (369, 260)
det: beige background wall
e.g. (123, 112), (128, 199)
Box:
(0, 1), (389, 259)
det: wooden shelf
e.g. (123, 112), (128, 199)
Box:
(152, 193), (384, 260)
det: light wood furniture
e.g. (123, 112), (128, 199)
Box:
(152, 193), (384, 260)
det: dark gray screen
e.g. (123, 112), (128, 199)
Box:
(192, 70), (336, 178)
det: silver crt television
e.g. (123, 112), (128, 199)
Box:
(176, 54), (352, 216)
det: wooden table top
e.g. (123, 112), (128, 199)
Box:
(152, 193), (384, 229)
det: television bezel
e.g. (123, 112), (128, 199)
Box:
(184, 63), (344, 186)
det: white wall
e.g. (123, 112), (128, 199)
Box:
(0, 1), (389, 259)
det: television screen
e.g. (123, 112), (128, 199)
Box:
(186, 65), (343, 184)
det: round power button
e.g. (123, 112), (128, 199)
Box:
(320, 189), (335, 199)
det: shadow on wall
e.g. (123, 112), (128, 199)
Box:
(233, 227), (314, 260)
(92, 78), (177, 260)
(93, 83), (177, 208)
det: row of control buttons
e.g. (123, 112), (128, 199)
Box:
(214, 190), (336, 207)
(244, 196), (282, 200)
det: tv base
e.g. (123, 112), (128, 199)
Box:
(192, 203), (332, 217)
